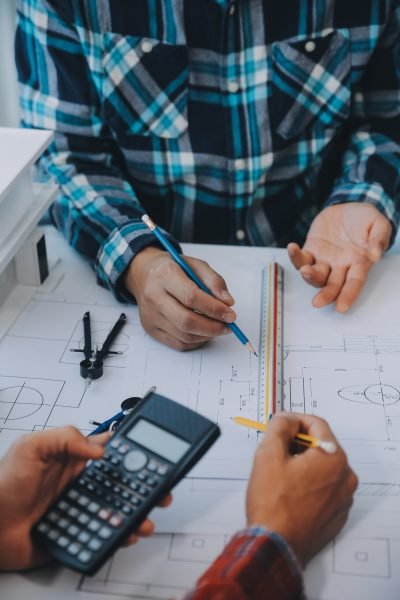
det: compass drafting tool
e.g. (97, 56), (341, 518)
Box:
(71, 312), (127, 387)
(257, 262), (284, 422)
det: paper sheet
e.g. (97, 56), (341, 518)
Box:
(2, 229), (400, 599)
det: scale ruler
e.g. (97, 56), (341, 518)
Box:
(258, 263), (284, 422)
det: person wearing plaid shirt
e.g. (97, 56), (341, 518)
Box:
(0, 414), (357, 599)
(15, 0), (400, 353)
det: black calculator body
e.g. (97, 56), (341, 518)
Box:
(33, 390), (220, 575)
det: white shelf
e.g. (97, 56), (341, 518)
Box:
(0, 182), (58, 275)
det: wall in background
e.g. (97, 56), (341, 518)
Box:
(0, 0), (19, 126)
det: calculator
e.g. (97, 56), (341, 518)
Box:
(33, 390), (221, 575)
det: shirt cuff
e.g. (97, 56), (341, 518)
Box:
(325, 181), (399, 246)
(192, 526), (304, 600)
(95, 220), (182, 302)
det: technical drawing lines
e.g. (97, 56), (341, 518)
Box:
(356, 482), (400, 497)
(339, 384), (400, 406)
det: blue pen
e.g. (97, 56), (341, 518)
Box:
(142, 214), (257, 356)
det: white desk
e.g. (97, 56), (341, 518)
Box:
(1, 227), (400, 600)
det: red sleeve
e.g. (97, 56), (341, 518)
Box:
(184, 528), (305, 600)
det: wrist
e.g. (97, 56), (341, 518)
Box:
(124, 246), (165, 298)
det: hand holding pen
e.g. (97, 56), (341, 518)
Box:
(124, 223), (252, 353)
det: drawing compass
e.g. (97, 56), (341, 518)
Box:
(88, 387), (157, 435)
(71, 311), (127, 387)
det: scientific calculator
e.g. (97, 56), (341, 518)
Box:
(33, 390), (220, 575)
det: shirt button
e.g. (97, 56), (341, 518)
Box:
(305, 40), (316, 53)
(355, 92), (363, 103)
(234, 158), (245, 170)
(228, 81), (240, 93)
(141, 40), (153, 53)
(228, 3), (236, 15)
(236, 229), (246, 241)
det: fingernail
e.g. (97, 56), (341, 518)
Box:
(223, 311), (236, 323)
(220, 290), (234, 302)
(223, 326), (232, 334)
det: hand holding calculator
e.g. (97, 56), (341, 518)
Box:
(33, 390), (220, 574)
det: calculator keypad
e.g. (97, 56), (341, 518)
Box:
(36, 441), (171, 566)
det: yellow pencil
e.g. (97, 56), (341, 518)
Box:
(232, 416), (337, 454)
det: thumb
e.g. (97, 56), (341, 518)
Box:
(367, 217), (392, 263)
(37, 427), (105, 462)
(261, 414), (302, 456)
(186, 257), (235, 306)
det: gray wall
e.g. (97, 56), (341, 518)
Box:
(0, 0), (19, 126)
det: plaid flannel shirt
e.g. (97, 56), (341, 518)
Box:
(185, 528), (305, 600)
(16, 0), (400, 299)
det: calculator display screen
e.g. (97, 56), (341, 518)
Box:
(126, 419), (190, 463)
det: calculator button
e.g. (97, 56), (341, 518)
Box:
(78, 531), (91, 544)
(77, 550), (93, 564)
(111, 469), (121, 480)
(95, 474), (104, 484)
(129, 481), (138, 491)
(130, 496), (140, 506)
(110, 439), (121, 449)
(88, 537), (102, 552)
(147, 460), (157, 472)
(48, 529), (60, 541)
(113, 499), (122, 509)
(67, 507), (80, 519)
(99, 508), (112, 521)
(137, 472), (146, 482)
(121, 476), (130, 485)
(109, 514), (124, 528)
(67, 543), (81, 556)
(67, 489), (79, 501)
(58, 500), (69, 512)
(147, 477), (157, 487)
(78, 513), (90, 525)
(122, 505), (133, 515)
(98, 526), (113, 540)
(94, 461), (104, 470)
(88, 502), (101, 514)
(118, 444), (130, 455)
(37, 522), (50, 535)
(138, 486), (149, 497)
(157, 464), (168, 476)
(104, 480), (112, 489)
(77, 495), (90, 508)
(59, 518), (70, 530)
(57, 536), (70, 548)
(110, 457), (120, 466)
(86, 483), (96, 493)
(47, 510), (60, 523)
(67, 525), (80, 537)
(123, 450), (147, 472)
(88, 520), (101, 533)
(113, 485), (121, 494)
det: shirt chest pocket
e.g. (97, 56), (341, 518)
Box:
(271, 29), (351, 140)
(102, 33), (189, 139)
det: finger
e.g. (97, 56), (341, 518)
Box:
(300, 262), (331, 288)
(335, 262), (371, 313)
(157, 493), (172, 508)
(287, 243), (315, 270)
(290, 413), (339, 444)
(185, 256), (235, 306)
(87, 432), (112, 446)
(259, 413), (303, 457)
(367, 216), (392, 262)
(159, 294), (232, 339)
(35, 426), (105, 462)
(122, 534), (139, 547)
(311, 266), (348, 308)
(152, 328), (209, 352)
(136, 519), (155, 537)
(163, 272), (236, 324)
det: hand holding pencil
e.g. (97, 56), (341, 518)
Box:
(124, 232), (238, 352)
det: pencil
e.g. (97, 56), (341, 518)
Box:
(142, 214), (257, 356)
(232, 416), (337, 454)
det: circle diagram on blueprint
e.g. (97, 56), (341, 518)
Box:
(339, 384), (400, 406)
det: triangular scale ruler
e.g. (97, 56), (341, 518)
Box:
(258, 263), (284, 422)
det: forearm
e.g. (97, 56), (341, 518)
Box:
(185, 528), (304, 600)
(326, 5), (400, 244)
(16, 0), (180, 300)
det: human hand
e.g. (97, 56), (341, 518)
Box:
(125, 247), (236, 351)
(246, 413), (358, 567)
(0, 427), (171, 571)
(288, 203), (392, 312)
